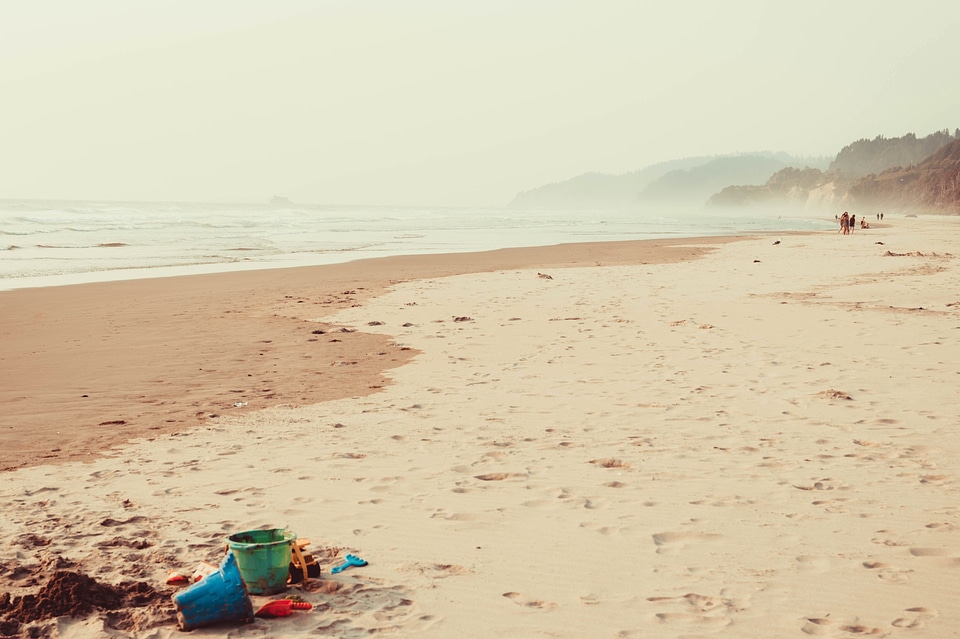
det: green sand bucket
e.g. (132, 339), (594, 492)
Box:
(227, 528), (296, 595)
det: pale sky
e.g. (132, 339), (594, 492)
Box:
(1, 0), (958, 206)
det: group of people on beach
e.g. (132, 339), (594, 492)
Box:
(837, 211), (880, 234)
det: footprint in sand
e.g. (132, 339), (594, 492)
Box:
(502, 591), (558, 610)
(801, 617), (835, 635)
(590, 458), (630, 469)
(431, 511), (482, 522)
(792, 477), (848, 492)
(474, 472), (526, 481)
(306, 582), (428, 635)
(582, 498), (601, 510)
(23, 486), (60, 497)
(647, 593), (736, 628)
(909, 547), (952, 557)
(651, 531), (723, 554)
(99, 515), (148, 528)
(579, 522), (620, 536)
(654, 612), (730, 626)
(863, 560), (913, 583)
(401, 562), (470, 579)
(801, 616), (885, 636)
(871, 534), (908, 548)
(891, 606), (938, 629)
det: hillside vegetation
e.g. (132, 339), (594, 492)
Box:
(829, 130), (958, 179)
(849, 138), (960, 212)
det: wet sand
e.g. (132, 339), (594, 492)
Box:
(0, 237), (724, 471)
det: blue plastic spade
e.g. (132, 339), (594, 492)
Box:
(331, 553), (368, 574)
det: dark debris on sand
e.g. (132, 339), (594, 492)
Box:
(0, 569), (173, 635)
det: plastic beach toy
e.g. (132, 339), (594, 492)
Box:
(331, 554), (368, 574)
(172, 552), (254, 631)
(227, 528), (296, 595)
(255, 599), (313, 618)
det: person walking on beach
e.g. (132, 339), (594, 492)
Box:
(850, 214), (856, 232)
(839, 211), (850, 234)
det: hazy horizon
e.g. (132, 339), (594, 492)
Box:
(2, 1), (958, 207)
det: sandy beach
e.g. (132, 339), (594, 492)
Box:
(1, 218), (959, 638)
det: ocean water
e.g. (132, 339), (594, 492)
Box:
(0, 199), (833, 290)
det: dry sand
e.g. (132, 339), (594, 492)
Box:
(1, 218), (958, 638)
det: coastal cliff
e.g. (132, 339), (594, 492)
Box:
(510, 128), (959, 214)
(709, 131), (960, 214)
(848, 138), (960, 212)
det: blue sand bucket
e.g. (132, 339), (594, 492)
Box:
(227, 528), (296, 595)
(172, 551), (254, 631)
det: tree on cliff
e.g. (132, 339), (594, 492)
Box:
(829, 130), (957, 179)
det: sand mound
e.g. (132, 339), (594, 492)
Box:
(0, 570), (171, 632)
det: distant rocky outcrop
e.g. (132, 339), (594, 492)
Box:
(270, 196), (293, 205)
(710, 130), (960, 214)
(847, 138), (960, 213)
(709, 167), (829, 208)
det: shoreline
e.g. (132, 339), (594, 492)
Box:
(0, 235), (738, 472)
(0, 202), (839, 292)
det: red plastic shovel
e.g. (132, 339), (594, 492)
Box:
(255, 599), (313, 618)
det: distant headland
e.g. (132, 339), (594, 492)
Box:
(510, 128), (960, 215)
